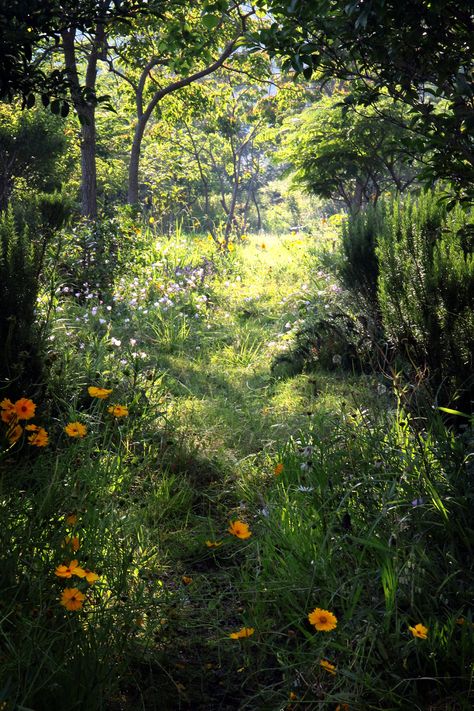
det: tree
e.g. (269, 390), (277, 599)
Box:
(258, 0), (474, 203)
(278, 93), (418, 212)
(0, 104), (68, 210)
(105, 2), (256, 205)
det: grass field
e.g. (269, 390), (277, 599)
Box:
(1, 228), (472, 710)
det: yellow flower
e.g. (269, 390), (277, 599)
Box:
(27, 426), (48, 447)
(7, 424), (23, 443)
(84, 569), (100, 584)
(149, 216), (155, 224)
(228, 520), (252, 539)
(1, 398), (17, 423)
(60, 587), (85, 611)
(63, 535), (80, 552)
(228, 243), (234, 252)
(308, 607), (338, 632)
(107, 404), (129, 417)
(182, 576), (193, 585)
(205, 540), (222, 548)
(65, 422), (87, 438)
(260, 242), (266, 249)
(289, 692), (297, 701)
(55, 559), (86, 579)
(409, 623), (428, 639)
(14, 398), (36, 420)
(88, 386), (112, 399)
(320, 659), (336, 675)
(229, 627), (254, 639)
(274, 462), (284, 476)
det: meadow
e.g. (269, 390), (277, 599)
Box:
(1, 223), (472, 711)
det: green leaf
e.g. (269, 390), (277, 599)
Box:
(202, 14), (220, 29)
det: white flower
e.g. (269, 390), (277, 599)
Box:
(111, 337), (121, 347)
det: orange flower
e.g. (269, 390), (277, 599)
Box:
(409, 623), (428, 639)
(14, 398), (36, 420)
(65, 422), (87, 438)
(274, 462), (284, 476)
(1, 398), (17, 424)
(107, 404), (129, 417)
(320, 659), (336, 675)
(88, 386), (112, 399)
(335, 705), (349, 711)
(55, 559), (86, 579)
(65, 513), (78, 526)
(229, 627), (254, 639)
(205, 540), (222, 548)
(60, 587), (85, 611)
(27, 426), (48, 447)
(308, 607), (338, 632)
(182, 576), (193, 585)
(228, 520), (252, 539)
(84, 569), (100, 584)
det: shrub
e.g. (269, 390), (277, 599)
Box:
(377, 191), (473, 407)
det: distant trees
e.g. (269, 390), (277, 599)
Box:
(260, 0), (474, 202)
(278, 94), (418, 212)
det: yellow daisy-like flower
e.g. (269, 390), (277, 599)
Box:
(27, 426), (48, 447)
(88, 386), (112, 399)
(320, 659), (336, 675)
(409, 623), (428, 639)
(60, 587), (85, 611)
(149, 216), (155, 224)
(229, 627), (254, 639)
(107, 404), (129, 417)
(308, 607), (338, 632)
(274, 462), (284, 476)
(228, 520), (252, 539)
(84, 569), (100, 584)
(55, 559), (86, 579)
(1, 398), (17, 424)
(260, 243), (266, 249)
(205, 540), (222, 548)
(14, 398), (36, 420)
(65, 422), (87, 438)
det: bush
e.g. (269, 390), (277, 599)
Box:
(377, 191), (473, 407)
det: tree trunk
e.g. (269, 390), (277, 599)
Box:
(128, 116), (147, 205)
(80, 105), (98, 219)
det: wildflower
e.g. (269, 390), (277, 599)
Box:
(149, 216), (155, 224)
(289, 692), (297, 701)
(8, 424), (23, 443)
(308, 607), (338, 632)
(335, 705), (349, 711)
(182, 576), (193, 585)
(88, 386), (112, 399)
(66, 513), (78, 526)
(14, 398), (36, 420)
(55, 559), (86, 579)
(409, 623), (428, 639)
(63, 535), (80, 552)
(274, 463), (284, 476)
(228, 520), (252, 539)
(260, 243), (266, 249)
(27, 427), (48, 447)
(205, 540), (222, 548)
(229, 627), (254, 639)
(1, 398), (17, 423)
(84, 569), (100, 584)
(320, 659), (336, 675)
(107, 404), (129, 417)
(60, 587), (85, 611)
(65, 422), (87, 438)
